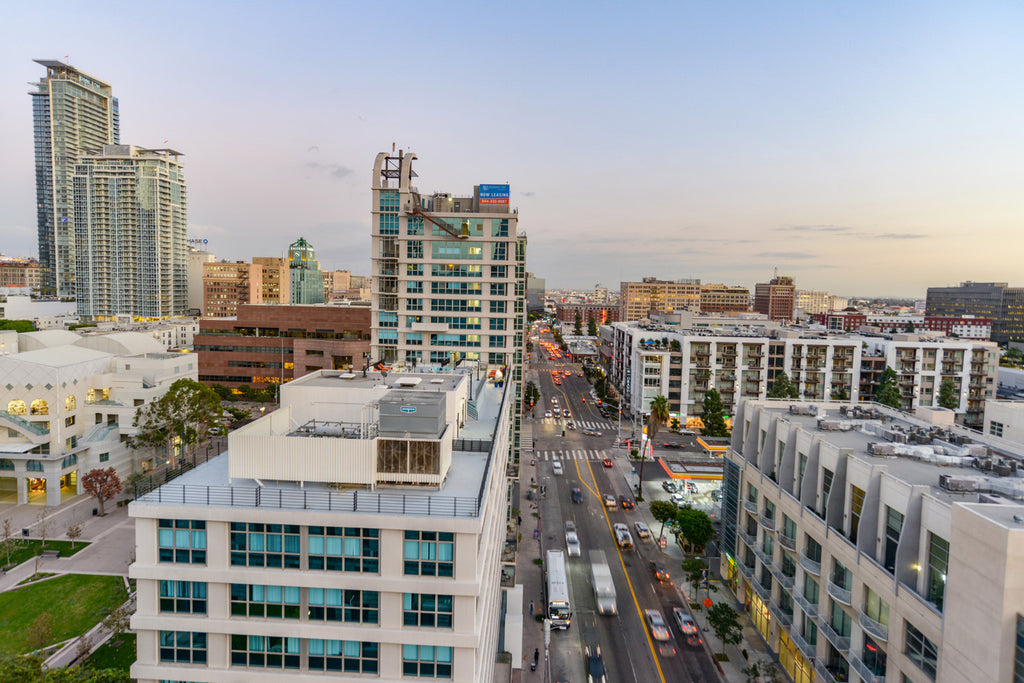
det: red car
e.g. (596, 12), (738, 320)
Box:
(602, 458), (613, 468)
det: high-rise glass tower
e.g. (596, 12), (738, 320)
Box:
(288, 237), (325, 304)
(370, 151), (528, 463)
(30, 60), (119, 297)
(74, 145), (187, 320)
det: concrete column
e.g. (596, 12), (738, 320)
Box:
(46, 475), (61, 507)
(76, 470), (83, 495)
(17, 476), (28, 505)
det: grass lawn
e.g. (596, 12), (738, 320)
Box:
(0, 539), (90, 569)
(0, 573), (126, 655)
(86, 632), (135, 672)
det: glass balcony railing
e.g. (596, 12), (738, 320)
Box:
(790, 629), (817, 660)
(759, 513), (775, 531)
(849, 653), (886, 683)
(859, 612), (889, 642)
(827, 578), (852, 606)
(778, 532), (796, 551)
(818, 616), (851, 652)
(800, 554), (821, 576)
(744, 499), (758, 513)
(793, 591), (818, 617)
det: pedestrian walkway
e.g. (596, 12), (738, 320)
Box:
(534, 449), (610, 461)
(536, 418), (612, 429)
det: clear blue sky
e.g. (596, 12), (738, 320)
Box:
(2, 1), (1023, 297)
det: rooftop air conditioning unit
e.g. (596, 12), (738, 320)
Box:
(938, 474), (978, 492)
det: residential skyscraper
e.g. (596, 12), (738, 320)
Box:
(30, 60), (119, 297)
(288, 237), (324, 304)
(370, 150), (527, 461)
(73, 145), (187, 321)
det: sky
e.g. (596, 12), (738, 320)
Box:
(2, 1), (1024, 298)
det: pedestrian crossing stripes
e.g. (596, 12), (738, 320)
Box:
(539, 418), (613, 430)
(535, 449), (610, 461)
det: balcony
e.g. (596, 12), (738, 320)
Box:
(769, 600), (793, 627)
(818, 617), (851, 652)
(849, 653), (886, 683)
(778, 532), (796, 551)
(737, 528), (756, 546)
(793, 591), (818, 617)
(859, 612), (889, 643)
(738, 561), (755, 579)
(753, 545), (773, 566)
(827, 579), (852, 606)
(816, 660), (850, 683)
(751, 576), (771, 601)
(744, 499), (758, 513)
(800, 554), (821, 576)
(790, 628), (817, 660)
(759, 513), (775, 531)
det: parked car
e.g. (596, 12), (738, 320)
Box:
(662, 480), (678, 493)
(670, 492), (689, 507)
(673, 607), (699, 636)
(644, 609), (671, 641)
(634, 521), (652, 539)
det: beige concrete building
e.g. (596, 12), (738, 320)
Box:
(619, 277), (701, 321)
(723, 398), (1024, 683)
(203, 261), (263, 318)
(254, 257), (290, 305)
(700, 283), (750, 314)
(188, 249), (216, 313)
(984, 399), (1024, 444)
(322, 269), (351, 301)
(0, 260), (41, 290)
(129, 368), (514, 682)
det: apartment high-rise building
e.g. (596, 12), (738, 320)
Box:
(926, 281), (1024, 343)
(203, 262), (263, 318)
(370, 151), (527, 460)
(31, 60), (119, 297)
(130, 369), (514, 682)
(700, 284), (751, 314)
(74, 145), (187, 321)
(619, 277), (701, 321)
(254, 257), (290, 304)
(188, 249), (215, 313)
(289, 237), (324, 304)
(754, 275), (796, 322)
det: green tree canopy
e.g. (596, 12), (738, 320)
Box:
(767, 371), (799, 399)
(649, 500), (678, 540)
(0, 653), (129, 681)
(874, 366), (902, 409)
(831, 386), (849, 401)
(676, 507), (714, 553)
(587, 314), (598, 337)
(638, 396), (671, 499)
(574, 311), (583, 336)
(0, 320), (35, 333)
(706, 603), (743, 656)
(700, 388), (730, 437)
(131, 378), (223, 466)
(938, 378), (960, 410)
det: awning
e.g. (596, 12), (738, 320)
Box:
(0, 442), (41, 454)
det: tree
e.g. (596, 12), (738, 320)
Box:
(700, 388), (730, 437)
(670, 417), (680, 432)
(639, 395), (670, 500)
(0, 320), (35, 333)
(681, 557), (711, 599)
(706, 602), (743, 656)
(82, 468), (123, 517)
(574, 311), (583, 336)
(874, 366), (902, 409)
(132, 378), (223, 468)
(649, 500), (678, 542)
(831, 386), (849, 401)
(66, 522), (83, 550)
(34, 507), (50, 574)
(767, 371), (799, 399)
(103, 601), (133, 638)
(0, 518), (14, 569)
(676, 507), (714, 554)
(904, 321), (916, 332)
(587, 314), (598, 337)
(938, 378), (960, 410)
(26, 612), (54, 652)
(0, 653), (130, 682)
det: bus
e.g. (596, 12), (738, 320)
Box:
(589, 550), (617, 615)
(545, 549), (572, 629)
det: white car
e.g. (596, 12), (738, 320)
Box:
(673, 607), (699, 636)
(645, 609), (671, 641)
(544, 411), (553, 418)
(565, 522), (581, 557)
(613, 523), (633, 549)
(633, 521), (651, 539)
(670, 492), (689, 508)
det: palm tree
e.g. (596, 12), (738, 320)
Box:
(638, 395), (670, 500)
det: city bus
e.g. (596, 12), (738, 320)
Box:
(545, 549), (572, 629)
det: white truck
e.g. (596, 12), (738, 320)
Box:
(589, 550), (617, 616)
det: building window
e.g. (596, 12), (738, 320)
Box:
(863, 586), (889, 630)
(159, 631), (207, 664)
(308, 639), (379, 673)
(926, 532), (948, 611)
(905, 621), (938, 680)
(159, 581), (207, 614)
(0, 459), (12, 471)
(230, 634), (300, 669)
(803, 576), (819, 606)
(307, 526), (380, 572)
(404, 531), (454, 577)
(490, 300), (506, 313)
(306, 349), (324, 356)
(403, 644), (453, 678)
(403, 593), (454, 628)
(229, 523), (300, 568)
(65, 395), (76, 411)
(7, 400), (26, 415)
(30, 399), (49, 415)
(884, 506), (903, 572)
(158, 520), (207, 564)
(990, 420), (1004, 437)
(230, 584), (300, 619)
(309, 588), (379, 623)
(820, 467), (834, 517)
(849, 485), (865, 542)
(1013, 615), (1024, 683)
(99, 452), (109, 463)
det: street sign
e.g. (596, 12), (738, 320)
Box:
(703, 598), (713, 609)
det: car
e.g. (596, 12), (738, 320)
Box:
(544, 411), (553, 418)
(618, 495), (635, 510)
(650, 561), (670, 582)
(602, 458), (613, 468)
(554, 380), (562, 385)
(686, 481), (698, 494)
(634, 521), (651, 539)
(566, 421), (576, 430)
(578, 372), (583, 377)
(566, 522), (581, 557)
(553, 461), (564, 475)
(645, 609), (672, 641)
(603, 494), (617, 509)
(563, 412), (572, 420)
(662, 480), (679, 493)
(673, 607), (699, 636)
(571, 487), (583, 504)
(551, 397), (558, 404)
(553, 407), (561, 416)
(670, 492), (689, 508)
(586, 645), (606, 683)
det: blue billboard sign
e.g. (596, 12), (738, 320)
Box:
(479, 184), (510, 205)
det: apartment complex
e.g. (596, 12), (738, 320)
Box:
(814, 312), (993, 341)
(0, 259), (41, 290)
(620, 277), (702, 321)
(129, 368), (513, 682)
(610, 320), (998, 429)
(369, 151), (527, 460)
(926, 281), (1024, 343)
(701, 284), (751, 314)
(723, 399), (1024, 683)
(754, 275), (797, 322)
(73, 145), (188, 321)
(31, 60), (120, 297)
(289, 238), (324, 305)
(203, 262), (263, 317)
(554, 302), (620, 326)
(195, 303), (371, 390)
(0, 329), (197, 503)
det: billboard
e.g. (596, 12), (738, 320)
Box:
(479, 184), (510, 205)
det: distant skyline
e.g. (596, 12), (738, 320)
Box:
(3, 2), (1024, 298)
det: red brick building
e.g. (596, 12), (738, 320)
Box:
(555, 302), (620, 326)
(195, 304), (371, 390)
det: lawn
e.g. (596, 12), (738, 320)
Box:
(0, 574), (126, 655)
(86, 632), (135, 672)
(0, 539), (90, 569)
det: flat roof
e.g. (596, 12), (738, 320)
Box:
(289, 370), (466, 394)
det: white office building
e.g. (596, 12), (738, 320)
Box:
(129, 368), (513, 682)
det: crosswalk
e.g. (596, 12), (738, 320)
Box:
(538, 418), (613, 430)
(535, 449), (610, 461)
